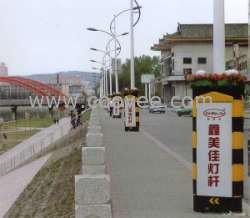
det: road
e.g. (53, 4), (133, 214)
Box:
(139, 108), (249, 204)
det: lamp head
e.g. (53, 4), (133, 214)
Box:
(133, 6), (142, 10)
(87, 27), (98, 31)
(90, 48), (97, 51)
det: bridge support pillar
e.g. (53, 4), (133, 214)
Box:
(48, 106), (54, 118)
(11, 106), (17, 121)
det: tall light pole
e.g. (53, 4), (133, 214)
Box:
(87, 27), (128, 93)
(107, 39), (112, 95)
(110, 5), (141, 91)
(92, 60), (109, 96)
(87, 28), (122, 57)
(106, 33), (128, 94)
(113, 16), (119, 92)
(213, 0), (225, 74)
(104, 55), (108, 96)
(90, 47), (120, 95)
(92, 72), (99, 97)
(130, 0), (135, 89)
(90, 48), (111, 96)
(92, 67), (104, 97)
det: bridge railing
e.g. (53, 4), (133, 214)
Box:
(0, 108), (92, 177)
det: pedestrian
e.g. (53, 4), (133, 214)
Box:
(53, 118), (56, 125)
(109, 100), (113, 117)
(56, 119), (59, 125)
(3, 132), (7, 139)
(76, 110), (82, 126)
(70, 110), (76, 129)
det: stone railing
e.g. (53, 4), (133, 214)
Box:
(75, 105), (112, 218)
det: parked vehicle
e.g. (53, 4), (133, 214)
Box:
(149, 103), (165, 113)
(177, 102), (192, 117)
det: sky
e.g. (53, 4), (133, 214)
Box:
(0, 0), (248, 76)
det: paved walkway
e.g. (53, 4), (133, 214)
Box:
(0, 117), (73, 217)
(0, 117), (70, 164)
(0, 153), (51, 218)
(98, 107), (249, 218)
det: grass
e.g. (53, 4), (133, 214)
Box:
(3, 130), (40, 140)
(4, 144), (83, 218)
(3, 117), (61, 130)
(0, 130), (40, 155)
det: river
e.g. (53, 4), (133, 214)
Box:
(0, 106), (63, 122)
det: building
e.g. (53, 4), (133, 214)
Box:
(151, 23), (248, 104)
(84, 85), (95, 96)
(0, 62), (8, 77)
(0, 84), (30, 99)
(0, 62), (8, 86)
(51, 76), (85, 86)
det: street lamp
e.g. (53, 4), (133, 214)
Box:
(105, 32), (129, 94)
(90, 48), (112, 96)
(87, 28), (122, 56)
(90, 47), (120, 95)
(92, 67), (104, 97)
(91, 60), (103, 64)
(92, 72), (99, 97)
(91, 60), (110, 64)
(109, 2), (142, 89)
(87, 27), (128, 93)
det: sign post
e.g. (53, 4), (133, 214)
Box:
(192, 89), (244, 213)
(141, 74), (154, 106)
(112, 94), (122, 118)
(192, 0), (245, 213)
(123, 90), (140, 132)
(108, 94), (113, 116)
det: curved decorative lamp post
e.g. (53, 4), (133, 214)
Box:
(110, 2), (142, 90)
(87, 27), (128, 93)
(92, 60), (108, 97)
(106, 35), (128, 95)
(92, 67), (104, 97)
(129, 1), (142, 89)
(87, 28), (122, 56)
(90, 47), (120, 95)
(90, 48), (112, 96)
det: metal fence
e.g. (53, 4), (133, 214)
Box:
(0, 108), (91, 177)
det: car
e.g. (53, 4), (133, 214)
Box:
(149, 103), (165, 113)
(177, 102), (192, 117)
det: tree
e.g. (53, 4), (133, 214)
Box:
(118, 55), (161, 96)
(92, 83), (100, 97)
(82, 89), (88, 98)
(0, 91), (6, 99)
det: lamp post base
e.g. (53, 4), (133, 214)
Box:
(194, 196), (242, 213)
(125, 126), (139, 132)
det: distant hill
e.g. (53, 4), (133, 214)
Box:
(18, 71), (100, 85)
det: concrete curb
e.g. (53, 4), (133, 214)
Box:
(75, 106), (112, 218)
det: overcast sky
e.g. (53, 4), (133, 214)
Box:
(0, 0), (248, 76)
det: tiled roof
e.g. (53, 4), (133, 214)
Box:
(164, 23), (248, 39)
(52, 77), (84, 79)
(151, 44), (171, 51)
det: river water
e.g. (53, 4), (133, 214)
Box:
(0, 106), (63, 122)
